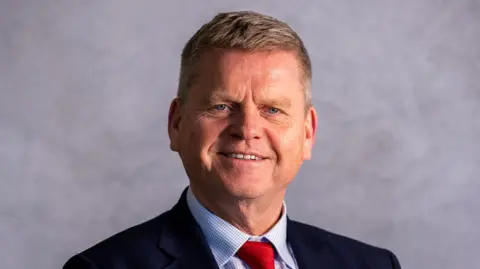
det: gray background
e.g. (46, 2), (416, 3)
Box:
(1, 0), (479, 268)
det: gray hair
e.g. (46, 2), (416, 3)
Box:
(177, 11), (312, 107)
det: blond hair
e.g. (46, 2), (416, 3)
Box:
(177, 11), (312, 107)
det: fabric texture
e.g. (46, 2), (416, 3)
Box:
(237, 241), (275, 269)
(186, 188), (297, 268)
(63, 187), (402, 269)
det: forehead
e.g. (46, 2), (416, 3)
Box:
(193, 49), (303, 92)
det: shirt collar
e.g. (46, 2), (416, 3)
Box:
(186, 187), (295, 268)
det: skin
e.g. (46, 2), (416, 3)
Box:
(168, 49), (317, 235)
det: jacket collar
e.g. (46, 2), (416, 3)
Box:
(157, 188), (219, 269)
(156, 187), (343, 269)
(287, 217), (349, 269)
(186, 187), (296, 268)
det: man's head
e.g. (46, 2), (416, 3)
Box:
(168, 11), (317, 204)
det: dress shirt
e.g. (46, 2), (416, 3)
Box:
(186, 188), (297, 269)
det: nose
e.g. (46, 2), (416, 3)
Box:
(229, 106), (262, 140)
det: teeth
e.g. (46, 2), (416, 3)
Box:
(227, 153), (263, 160)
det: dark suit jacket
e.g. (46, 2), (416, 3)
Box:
(63, 189), (401, 269)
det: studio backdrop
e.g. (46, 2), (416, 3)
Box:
(1, 1), (479, 269)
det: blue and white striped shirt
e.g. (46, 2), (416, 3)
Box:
(186, 188), (297, 269)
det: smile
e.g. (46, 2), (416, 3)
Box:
(220, 153), (266, 160)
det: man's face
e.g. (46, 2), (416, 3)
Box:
(168, 49), (316, 201)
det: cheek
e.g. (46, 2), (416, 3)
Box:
(182, 118), (224, 155)
(271, 125), (305, 161)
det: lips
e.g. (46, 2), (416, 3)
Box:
(218, 152), (268, 160)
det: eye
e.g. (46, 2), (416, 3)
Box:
(213, 104), (229, 111)
(266, 107), (280, 114)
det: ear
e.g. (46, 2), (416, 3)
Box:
(303, 106), (317, 160)
(168, 98), (183, 152)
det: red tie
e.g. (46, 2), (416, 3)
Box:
(236, 241), (275, 269)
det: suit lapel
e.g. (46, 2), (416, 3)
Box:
(287, 219), (344, 269)
(158, 189), (219, 269)
(158, 190), (349, 269)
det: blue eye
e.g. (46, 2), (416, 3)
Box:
(214, 104), (228, 111)
(267, 107), (280, 114)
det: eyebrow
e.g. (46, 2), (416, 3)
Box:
(208, 90), (292, 108)
(209, 91), (231, 103)
(266, 97), (292, 108)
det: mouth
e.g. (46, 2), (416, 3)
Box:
(218, 152), (267, 161)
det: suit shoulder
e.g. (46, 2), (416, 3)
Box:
(289, 220), (401, 268)
(64, 210), (173, 269)
(290, 220), (384, 251)
(88, 210), (170, 251)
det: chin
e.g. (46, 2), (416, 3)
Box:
(220, 180), (271, 200)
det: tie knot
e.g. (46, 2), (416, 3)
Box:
(236, 241), (275, 269)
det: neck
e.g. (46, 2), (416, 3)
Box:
(190, 186), (286, 236)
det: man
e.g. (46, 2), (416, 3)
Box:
(64, 11), (401, 269)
